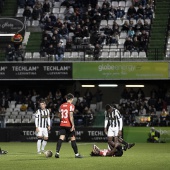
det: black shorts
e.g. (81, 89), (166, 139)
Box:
(59, 126), (75, 138)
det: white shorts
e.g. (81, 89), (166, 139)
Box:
(107, 126), (119, 137)
(36, 127), (48, 138)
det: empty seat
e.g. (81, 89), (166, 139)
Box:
(119, 1), (126, 7)
(139, 51), (147, 58)
(33, 52), (40, 59)
(32, 20), (40, 27)
(25, 52), (32, 59)
(131, 51), (139, 58)
(52, 7), (60, 13)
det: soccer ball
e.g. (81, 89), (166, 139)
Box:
(44, 150), (53, 158)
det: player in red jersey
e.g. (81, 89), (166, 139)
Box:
(55, 93), (83, 158)
(90, 144), (123, 157)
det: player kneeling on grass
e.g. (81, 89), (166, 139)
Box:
(90, 145), (123, 157)
(0, 148), (8, 155)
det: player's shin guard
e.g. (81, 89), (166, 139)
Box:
(56, 139), (63, 153)
(71, 140), (78, 154)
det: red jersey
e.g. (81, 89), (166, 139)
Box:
(59, 102), (75, 127)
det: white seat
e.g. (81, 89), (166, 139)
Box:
(5, 112), (11, 116)
(25, 52), (32, 59)
(16, 104), (22, 109)
(119, 32), (127, 39)
(27, 111), (34, 115)
(131, 51), (139, 58)
(19, 111), (26, 117)
(32, 20), (40, 27)
(17, 8), (24, 14)
(11, 111), (19, 116)
(139, 51), (147, 58)
(33, 52), (40, 59)
(100, 20), (108, 26)
(112, 1), (119, 7)
(14, 118), (21, 123)
(64, 52), (72, 59)
(108, 20), (114, 26)
(126, 0), (132, 7)
(22, 118), (30, 123)
(52, 7), (60, 13)
(90, 104), (97, 112)
(115, 19), (123, 26)
(109, 51), (117, 58)
(58, 13), (65, 20)
(101, 51), (109, 59)
(72, 52), (79, 60)
(79, 97), (84, 102)
(6, 108), (13, 112)
(60, 7), (66, 13)
(123, 51), (131, 58)
(119, 1), (126, 8)
(118, 38), (125, 44)
(29, 118), (35, 123)
(6, 118), (14, 124)
(9, 104), (16, 109)
(54, 2), (61, 7)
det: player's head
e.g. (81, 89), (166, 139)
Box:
(39, 98), (46, 109)
(105, 104), (112, 113)
(66, 93), (74, 102)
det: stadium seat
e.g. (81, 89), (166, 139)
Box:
(125, 0), (132, 7)
(139, 51), (147, 58)
(131, 51), (139, 58)
(52, 7), (60, 14)
(119, 1), (126, 8)
(32, 20), (40, 27)
(112, 1), (119, 7)
(25, 52), (32, 60)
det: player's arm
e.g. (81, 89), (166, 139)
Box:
(117, 110), (123, 137)
(70, 111), (75, 131)
(104, 111), (109, 135)
(35, 110), (39, 132)
(47, 109), (51, 131)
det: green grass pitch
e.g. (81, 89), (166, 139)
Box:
(0, 142), (170, 170)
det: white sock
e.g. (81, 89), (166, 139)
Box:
(41, 140), (47, 151)
(37, 139), (42, 152)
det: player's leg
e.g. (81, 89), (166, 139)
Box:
(55, 128), (66, 158)
(70, 130), (83, 158)
(41, 128), (49, 152)
(36, 128), (43, 154)
(118, 137), (135, 150)
(107, 126), (115, 149)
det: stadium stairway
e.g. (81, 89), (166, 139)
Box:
(25, 32), (42, 53)
(148, 0), (170, 60)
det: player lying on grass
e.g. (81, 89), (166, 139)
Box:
(0, 148), (8, 155)
(90, 141), (135, 157)
(90, 144), (123, 157)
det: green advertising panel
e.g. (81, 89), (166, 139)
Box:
(73, 62), (168, 79)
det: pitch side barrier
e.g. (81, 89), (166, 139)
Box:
(0, 127), (109, 142)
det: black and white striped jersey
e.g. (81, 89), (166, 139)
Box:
(35, 109), (50, 128)
(104, 108), (123, 130)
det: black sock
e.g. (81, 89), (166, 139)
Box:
(71, 140), (78, 154)
(121, 140), (128, 145)
(56, 139), (63, 153)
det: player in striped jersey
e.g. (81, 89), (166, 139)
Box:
(35, 98), (51, 154)
(104, 104), (135, 151)
(104, 104), (123, 150)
